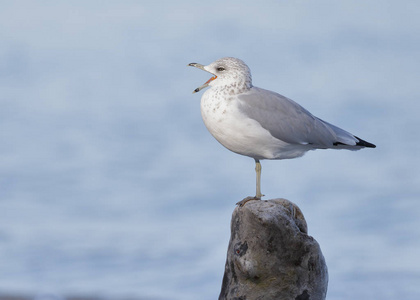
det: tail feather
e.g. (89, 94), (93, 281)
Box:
(333, 136), (376, 148)
(354, 136), (376, 148)
(317, 117), (376, 149)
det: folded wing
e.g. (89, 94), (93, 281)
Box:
(237, 87), (372, 149)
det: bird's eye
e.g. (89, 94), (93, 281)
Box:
(216, 67), (225, 72)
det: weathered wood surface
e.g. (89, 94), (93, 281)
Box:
(219, 198), (328, 300)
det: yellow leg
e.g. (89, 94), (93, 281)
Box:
(236, 159), (264, 206)
(255, 159), (264, 199)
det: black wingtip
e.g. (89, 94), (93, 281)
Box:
(355, 136), (376, 148)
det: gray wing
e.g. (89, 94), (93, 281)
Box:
(237, 87), (359, 148)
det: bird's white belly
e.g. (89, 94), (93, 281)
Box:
(200, 92), (292, 160)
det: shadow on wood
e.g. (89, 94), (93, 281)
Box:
(219, 199), (328, 300)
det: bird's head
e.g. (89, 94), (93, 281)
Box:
(188, 57), (252, 93)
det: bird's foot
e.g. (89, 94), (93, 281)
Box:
(236, 196), (262, 207)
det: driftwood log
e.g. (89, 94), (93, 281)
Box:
(219, 198), (328, 300)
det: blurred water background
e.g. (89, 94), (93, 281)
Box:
(0, 1), (419, 299)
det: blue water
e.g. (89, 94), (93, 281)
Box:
(1, 1), (419, 299)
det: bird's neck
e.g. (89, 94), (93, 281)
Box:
(212, 80), (252, 96)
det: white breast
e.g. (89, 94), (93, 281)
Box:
(200, 89), (297, 160)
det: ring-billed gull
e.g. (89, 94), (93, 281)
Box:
(188, 57), (376, 205)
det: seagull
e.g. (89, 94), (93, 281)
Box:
(188, 57), (376, 206)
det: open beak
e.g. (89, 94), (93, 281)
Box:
(188, 62), (217, 93)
